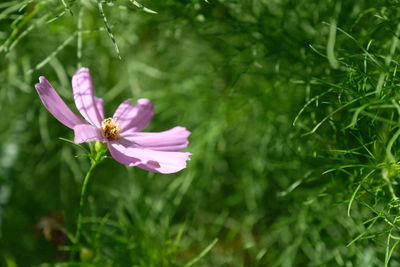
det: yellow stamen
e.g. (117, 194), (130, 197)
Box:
(101, 117), (120, 140)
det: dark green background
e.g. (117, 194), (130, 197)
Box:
(1, 0), (400, 266)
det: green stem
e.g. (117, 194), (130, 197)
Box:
(69, 161), (96, 261)
(70, 142), (106, 261)
(75, 162), (96, 244)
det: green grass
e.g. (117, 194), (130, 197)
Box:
(2, 0), (400, 266)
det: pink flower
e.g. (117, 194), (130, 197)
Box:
(35, 67), (191, 174)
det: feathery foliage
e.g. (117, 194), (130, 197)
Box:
(1, 0), (400, 266)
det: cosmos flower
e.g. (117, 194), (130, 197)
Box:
(35, 68), (191, 174)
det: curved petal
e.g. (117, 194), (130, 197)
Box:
(73, 124), (105, 144)
(35, 76), (85, 129)
(72, 68), (104, 127)
(108, 141), (191, 174)
(120, 126), (190, 151)
(112, 98), (154, 132)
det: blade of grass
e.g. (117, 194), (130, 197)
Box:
(183, 238), (218, 267)
(97, 1), (121, 59)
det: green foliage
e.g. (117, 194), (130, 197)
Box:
(2, 0), (400, 266)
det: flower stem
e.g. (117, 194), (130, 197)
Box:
(70, 142), (106, 261)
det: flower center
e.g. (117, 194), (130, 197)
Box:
(101, 118), (120, 140)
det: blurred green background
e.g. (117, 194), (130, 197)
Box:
(2, 0), (400, 266)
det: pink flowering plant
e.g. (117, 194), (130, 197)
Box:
(36, 67), (191, 174)
(35, 67), (191, 257)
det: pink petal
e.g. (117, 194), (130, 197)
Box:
(73, 124), (105, 144)
(120, 126), (190, 151)
(108, 141), (191, 174)
(94, 97), (105, 121)
(35, 76), (85, 129)
(72, 68), (104, 127)
(112, 98), (154, 132)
